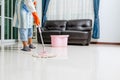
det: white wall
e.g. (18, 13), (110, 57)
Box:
(92, 0), (120, 43)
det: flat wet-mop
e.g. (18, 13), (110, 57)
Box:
(32, 27), (56, 58)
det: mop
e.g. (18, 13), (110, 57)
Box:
(32, 26), (56, 58)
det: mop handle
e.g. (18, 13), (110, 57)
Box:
(37, 26), (46, 51)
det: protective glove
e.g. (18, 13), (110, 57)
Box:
(32, 12), (40, 26)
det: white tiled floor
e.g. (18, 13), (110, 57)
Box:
(0, 43), (120, 80)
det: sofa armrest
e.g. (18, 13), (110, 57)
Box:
(40, 27), (45, 31)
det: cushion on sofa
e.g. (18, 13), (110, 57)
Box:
(42, 30), (61, 38)
(66, 19), (92, 31)
(61, 30), (89, 39)
(44, 20), (67, 31)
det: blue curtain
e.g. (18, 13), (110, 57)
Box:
(92, 0), (100, 39)
(42, 0), (50, 27)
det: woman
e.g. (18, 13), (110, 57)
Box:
(13, 0), (40, 51)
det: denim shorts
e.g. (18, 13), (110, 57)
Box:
(19, 28), (33, 41)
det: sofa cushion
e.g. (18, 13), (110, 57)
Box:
(66, 19), (92, 31)
(42, 30), (61, 38)
(44, 20), (67, 31)
(61, 30), (89, 39)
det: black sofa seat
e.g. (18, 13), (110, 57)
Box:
(37, 19), (92, 45)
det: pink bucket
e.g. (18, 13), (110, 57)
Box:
(51, 35), (69, 47)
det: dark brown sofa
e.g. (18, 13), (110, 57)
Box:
(37, 19), (92, 45)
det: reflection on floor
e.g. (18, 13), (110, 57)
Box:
(0, 42), (120, 80)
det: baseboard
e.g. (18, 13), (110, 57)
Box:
(91, 42), (120, 45)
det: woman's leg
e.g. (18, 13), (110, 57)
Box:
(28, 28), (36, 49)
(19, 28), (31, 51)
